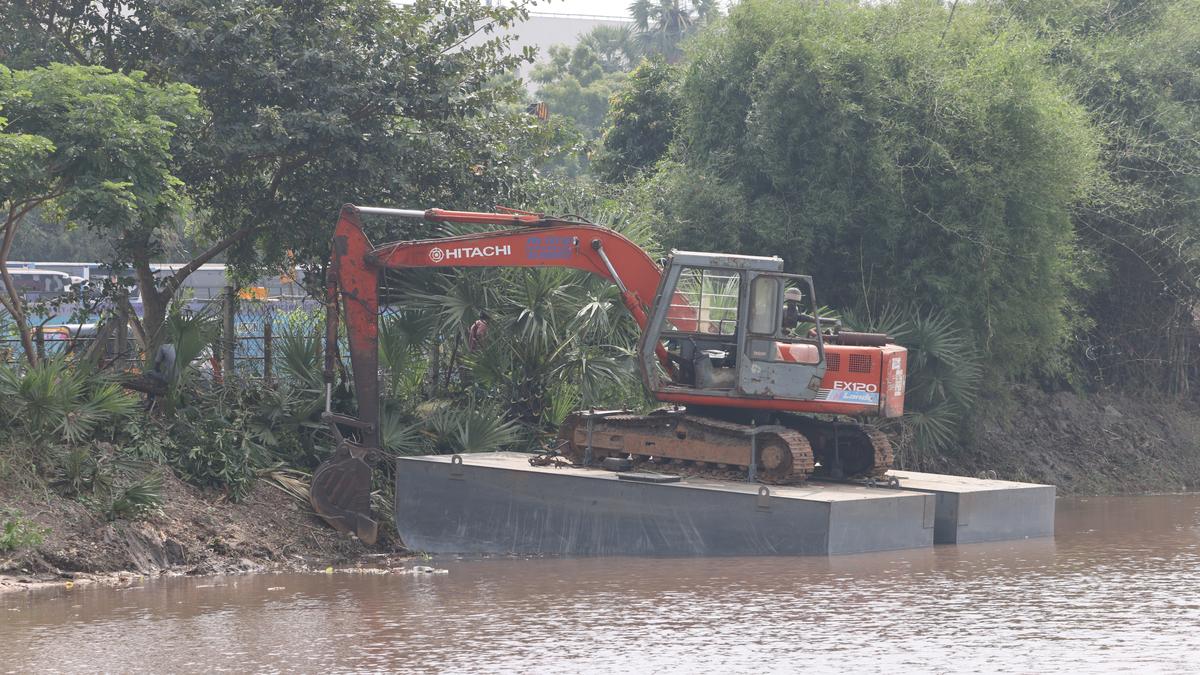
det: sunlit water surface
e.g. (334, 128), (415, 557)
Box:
(3, 495), (1199, 673)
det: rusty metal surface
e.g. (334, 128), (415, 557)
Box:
(786, 419), (894, 479)
(556, 409), (894, 484)
(557, 410), (815, 483)
(309, 440), (378, 544)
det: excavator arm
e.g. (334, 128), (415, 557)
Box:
(312, 204), (672, 542)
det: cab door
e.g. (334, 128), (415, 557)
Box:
(737, 273), (826, 399)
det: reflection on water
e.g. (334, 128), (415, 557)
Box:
(3, 496), (1199, 673)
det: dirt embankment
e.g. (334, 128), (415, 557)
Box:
(931, 385), (1200, 495)
(4, 386), (1198, 592)
(0, 470), (403, 594)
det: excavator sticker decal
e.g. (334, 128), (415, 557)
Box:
(429, 244), (512, 262)
(817, 382), (881, 405)
(891, 357), (905, 397)
(526, 236), (575, 259)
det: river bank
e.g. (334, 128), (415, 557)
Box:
(4, 386), (1199, 593)
(943, 385), (1200, 495)
(0, 468), (403, 594)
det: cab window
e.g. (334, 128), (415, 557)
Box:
(662, 267), (740, 337)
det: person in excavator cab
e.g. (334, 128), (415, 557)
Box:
(782, 286), (816, 336)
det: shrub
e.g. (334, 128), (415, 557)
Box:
(0, 357), (138, 443)
(0, 509), (48, 552)
(107, 473), (164, 521)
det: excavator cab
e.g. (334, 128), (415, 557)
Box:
(640, 251), (828, 405)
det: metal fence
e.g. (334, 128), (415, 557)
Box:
(1, 289), (323, 378)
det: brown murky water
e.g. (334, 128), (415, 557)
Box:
(3, 495), (1199, 673)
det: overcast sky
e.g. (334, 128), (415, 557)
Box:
(529, 0), (635, 18)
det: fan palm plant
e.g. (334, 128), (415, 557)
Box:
(843, 306), (982, 466)
(0, 356), (138, 443)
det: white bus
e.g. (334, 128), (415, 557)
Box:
(0, 269), (74, 300)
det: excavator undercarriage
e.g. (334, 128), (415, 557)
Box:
(556, 409), (892, 484)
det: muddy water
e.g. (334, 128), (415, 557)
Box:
(3, 495), (1199, 674)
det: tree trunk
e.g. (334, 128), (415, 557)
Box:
(0, 262), (38, 367)
(128, 217), (261, 353)
(1, 206), (42, 367)
(133, 256), (170, 352)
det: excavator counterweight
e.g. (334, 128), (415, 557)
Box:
(309, 205), (907, 539)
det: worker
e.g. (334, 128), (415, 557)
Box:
(468, 311), (490, 351)
(782, 286), (816, 334)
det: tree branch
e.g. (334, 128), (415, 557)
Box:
(28, 0), (94, 65)
(163, 221), (260, 296)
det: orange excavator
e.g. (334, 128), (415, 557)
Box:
(311, 205), (907, 543)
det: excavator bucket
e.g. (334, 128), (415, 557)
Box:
(310, 440), (378, 544)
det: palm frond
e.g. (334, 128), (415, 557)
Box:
(276, 329), (324, 390)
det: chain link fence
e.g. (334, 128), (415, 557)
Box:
(1, 288), (324, 379)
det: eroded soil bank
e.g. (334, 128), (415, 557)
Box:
(1, 469), (402, 594)
(4, 386), (1199, 593)
(926, 385), (1200, 494)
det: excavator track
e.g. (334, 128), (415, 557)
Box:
(557, 411), (815, 484)
(786, 417), (894, 480)
(557, 411), (893, 483)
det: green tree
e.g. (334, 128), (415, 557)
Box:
(6, 0), (541, 346)
(581, 24), (641, 71)
(594, 57), (678, 182)
(0, 63), (199, 364)
(532, 41), (630, 139)
(628, 0), (718, 62)
(997, 0), (1200, 393)
(638, 0), (1098, 382)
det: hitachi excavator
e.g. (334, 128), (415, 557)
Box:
(311, 205), (907, 543)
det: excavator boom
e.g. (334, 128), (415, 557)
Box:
(313, 205), (672, 542)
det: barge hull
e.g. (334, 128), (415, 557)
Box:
(395, 453), (935, 556)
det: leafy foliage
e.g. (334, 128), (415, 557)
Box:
(995, 0), (1200, 393)
(628, 0), (719, 62)
(3, 0), (555, 347)
(164, 389), (279, 500)
(0, 509), (48, 553)
(532, 41), (631, 140)
(595, 57), (679, 182)
(0, 356), (139, 444)
(635, 0), (1098, 385)
(0, 62), (199, 363)
(107, 473), (164, 521)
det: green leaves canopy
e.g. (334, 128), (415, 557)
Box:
(0, 62), (199, 363)
(0, 64), (199, 239)
(639, 0), (1098, 381)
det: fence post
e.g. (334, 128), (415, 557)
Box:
(35, 327), (45, 362)
(116, 301), (129, 368)
(263, 317), (273, 385)
(222, 285), (237, 378)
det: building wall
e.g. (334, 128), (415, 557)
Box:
(465, 12), (632, 92)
